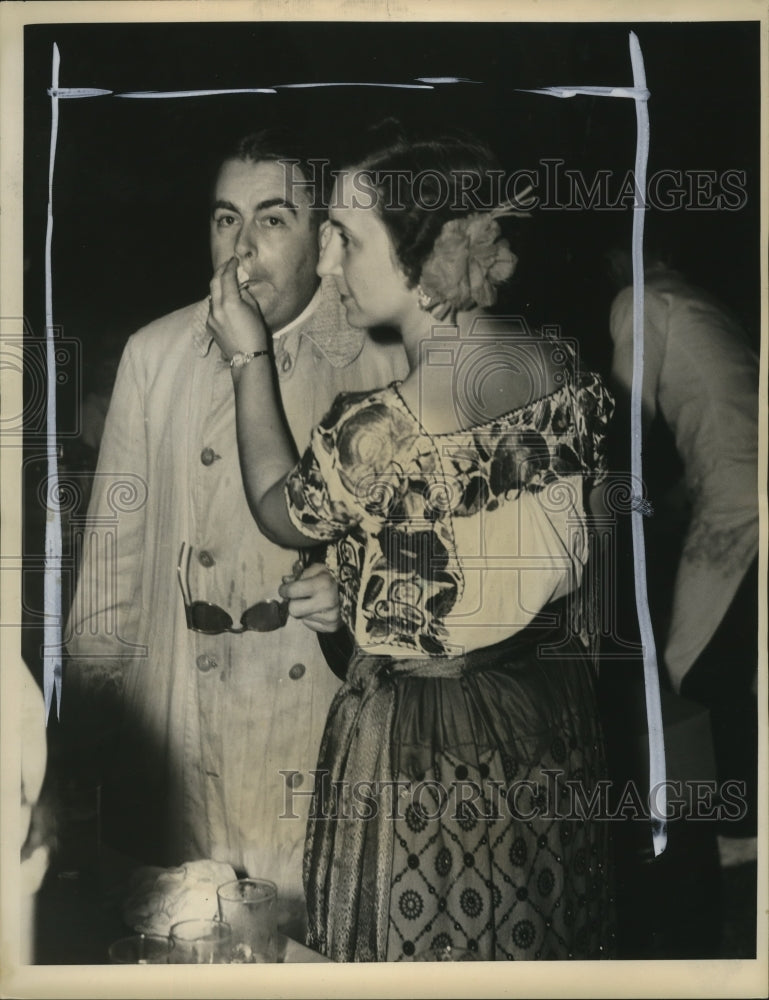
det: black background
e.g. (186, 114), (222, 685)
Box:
(24, 20), (761, 377)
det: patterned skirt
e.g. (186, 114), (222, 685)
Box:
(304, 608), (616, 961)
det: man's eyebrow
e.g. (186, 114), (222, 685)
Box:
(210, 198), (299, 217)
(211, 199), (240, 216)
(255, 197), (298, 216)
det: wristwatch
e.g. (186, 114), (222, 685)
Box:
(229, 349), (269, 369)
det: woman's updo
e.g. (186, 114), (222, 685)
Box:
(340, 119), (513, 289)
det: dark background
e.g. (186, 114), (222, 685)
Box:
(24, 20), (761, 368)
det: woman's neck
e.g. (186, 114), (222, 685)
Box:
(400, 306), (482, 372)
(397, 307), (495, 435)
(399, 310), (435, 372)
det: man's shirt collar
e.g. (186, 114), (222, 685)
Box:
(191, 278), (366, 369)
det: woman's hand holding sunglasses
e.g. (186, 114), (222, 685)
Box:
(279, 561), (342, 634)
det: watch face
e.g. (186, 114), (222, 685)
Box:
(231, 352), (246, 368)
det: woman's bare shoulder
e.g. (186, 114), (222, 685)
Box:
(467, 323), (566, 420)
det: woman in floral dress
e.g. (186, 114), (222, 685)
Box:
(207, 126), (616, 962)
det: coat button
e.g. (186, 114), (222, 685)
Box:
(196, 653), (217, 672)
(201, 447), (217, 466)
(198, 550), (215, 568)
(288, 663), (306, 680)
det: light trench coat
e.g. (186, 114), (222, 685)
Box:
(65, 277), (407, 936)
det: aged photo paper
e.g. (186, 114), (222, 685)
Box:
(1, 1), (766, 997)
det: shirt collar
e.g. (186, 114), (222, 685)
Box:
(191, 277), (366, 369)
(191, 285), (323, 359)
(296, 277), (366, 368)
(272, 284), (322, 340)
(191, 299), (213, 357)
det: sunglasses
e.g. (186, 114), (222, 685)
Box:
(177, 541), (294, 634)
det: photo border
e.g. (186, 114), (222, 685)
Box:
(1, 2), (766, 997)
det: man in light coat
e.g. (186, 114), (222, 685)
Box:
(64, 128), (408, 937)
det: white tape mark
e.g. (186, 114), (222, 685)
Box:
(44, 44), (63, 722)
(273, 82), (433, 90)
(46, 87), (113, 98)
(518, 32), (667, 856)
(415, 77), (481, 84)
(115, 88), (278, 98)
(627, 30), (667, 858)
(116, 83), (435, 98)
(519, 84), (650, 100)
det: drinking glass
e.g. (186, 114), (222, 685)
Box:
(168, 918), (232, 964)
(216, 878), (278, 963)
(108, 933), (171, 964)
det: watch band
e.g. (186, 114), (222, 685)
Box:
(229, 349), (270, 369)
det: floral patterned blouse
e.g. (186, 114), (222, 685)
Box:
(285, 372), (613, 656)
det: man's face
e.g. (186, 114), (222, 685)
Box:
(210, 158), (320, 331)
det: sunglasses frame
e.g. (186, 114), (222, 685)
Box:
(177, 542), (291, 634)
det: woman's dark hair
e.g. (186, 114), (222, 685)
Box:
(340, 119), (515, 287)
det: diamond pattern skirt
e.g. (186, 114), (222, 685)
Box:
(304, 622), (616, 962)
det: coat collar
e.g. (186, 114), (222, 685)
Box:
(191, 277), (366, 369)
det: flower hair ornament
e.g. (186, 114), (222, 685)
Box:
(417, 192), (532, 314)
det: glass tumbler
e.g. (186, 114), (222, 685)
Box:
(216, 878), (278, 963)
(108, 933), (171, 964)
(168, 918), (232, 964)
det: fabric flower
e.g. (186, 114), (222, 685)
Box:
(418, 203), (529, 312)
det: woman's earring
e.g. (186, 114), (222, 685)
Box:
(417, 285), (433, 311)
